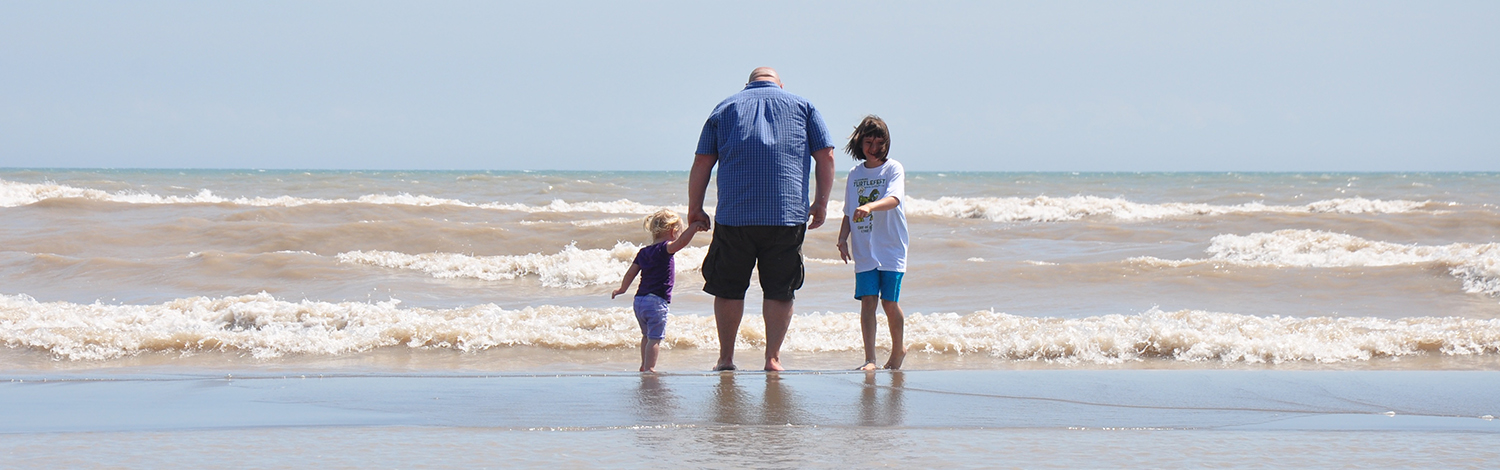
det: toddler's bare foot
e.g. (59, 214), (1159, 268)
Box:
(883, 348), (907, 370)
(764, 357), (784, 371)
(857, 361), (879, 371)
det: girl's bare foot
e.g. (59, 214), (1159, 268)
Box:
(883, 348), (907, 370)
(857, 361), (879, 371)
(764, 357), (784, 371)
(713, 363), (737, 371)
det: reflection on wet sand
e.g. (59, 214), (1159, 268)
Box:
(704, 371), (907, 427)
(704, 372), (811, 425)
(858, 371), (905, 427)
(634, 373), (677, 424)
(760, 373), (804, 426)
(697, 372), (818, 463)
(709, 372), (751, 425)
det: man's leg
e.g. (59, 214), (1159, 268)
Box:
(763, 298), (793, 371)
(714, 296), (744, 371)
(757, 225), (806, 372)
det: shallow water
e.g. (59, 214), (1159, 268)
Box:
(5, 170), (1500, 468)
(3, 170), (1500, 369)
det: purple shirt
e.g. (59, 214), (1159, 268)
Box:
(633, 241), (675, 302)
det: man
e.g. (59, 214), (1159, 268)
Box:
(688, 67), (836, 371)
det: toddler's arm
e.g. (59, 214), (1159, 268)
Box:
(612, 263), (642, 299)
(666, 222), (709, 254)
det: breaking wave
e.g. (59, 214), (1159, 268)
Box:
(0, 179), (682, 214)
(1132, 229), (1500, 297)
(4, 179), (1437, 222)
(337, 243), (709, 288)
(4, 293), (1498, 362)
(904, 195), (1431, 222)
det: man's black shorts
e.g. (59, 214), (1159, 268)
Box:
(701, 224), (806, 301)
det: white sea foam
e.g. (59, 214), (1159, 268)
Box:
(805, 257), (846, 265)
(1132, 229), (1500, 297)
(336, 243), (709, 288)
(3, 179), (1428, 221)
(898, 308), (1500, 363)
(0, 179), (683, 214)
(517, 217), (640, 227)
(4, 293), (1497, 362)
(903, 196), (1428, 222)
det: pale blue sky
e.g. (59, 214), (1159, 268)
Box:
(1, 1), (1496, 171)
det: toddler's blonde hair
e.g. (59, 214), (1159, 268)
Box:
(643, 209), (684, 238)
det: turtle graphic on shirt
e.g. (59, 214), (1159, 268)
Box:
(854, 188), (879, 222)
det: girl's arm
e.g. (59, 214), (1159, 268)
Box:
(611, 263), (642, 299)
(836, 215), (852, 263)
(666, 222), (709, 254)
(852, 195), (901, 222)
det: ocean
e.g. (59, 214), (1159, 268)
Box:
(3, 169), (1499, 467)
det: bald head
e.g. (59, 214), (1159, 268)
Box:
(748, 67), (782, 87)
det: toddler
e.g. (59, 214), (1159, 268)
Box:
(612, 209), (707, 372)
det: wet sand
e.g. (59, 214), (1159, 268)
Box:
(3, 369), (1498, 468)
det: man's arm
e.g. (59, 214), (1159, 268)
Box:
(688, 154), (717, 230)
(807, 147), (835, 229)
(836, 215), (852, 263)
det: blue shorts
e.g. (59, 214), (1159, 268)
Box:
(633, 294), (669, 340)
(854, 269), (904, 302)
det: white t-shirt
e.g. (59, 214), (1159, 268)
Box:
(843, 158), (908, 273)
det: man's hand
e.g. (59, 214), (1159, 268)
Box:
(611, 286), (628, 299)
(689, 209), (713, 232)
(807, 202), (827, 229)
(688, 153), (717, 232)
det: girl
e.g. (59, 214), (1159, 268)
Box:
(836, 115), (910, 370)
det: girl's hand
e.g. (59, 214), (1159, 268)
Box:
(837, 240), (851, 263)
(853, 204), (873, 222)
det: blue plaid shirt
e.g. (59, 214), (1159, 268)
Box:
(695, 81), (834, 226)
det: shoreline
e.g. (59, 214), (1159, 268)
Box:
(5, 369), (1497, 434)
(8, 346), (1500, 374)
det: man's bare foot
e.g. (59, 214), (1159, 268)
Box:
(764, 357), (784, 371)
(857, 361), (879, 371)
(713, 363), (737, 371)
(883, 348), (907, 370)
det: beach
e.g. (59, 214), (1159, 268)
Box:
(3, 170), (1500, 467)
(5, 369), (1498, 468)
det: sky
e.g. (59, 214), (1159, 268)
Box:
(1, 1), (1496, 172)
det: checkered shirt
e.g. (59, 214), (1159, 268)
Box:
(695, 81), (834, 226)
